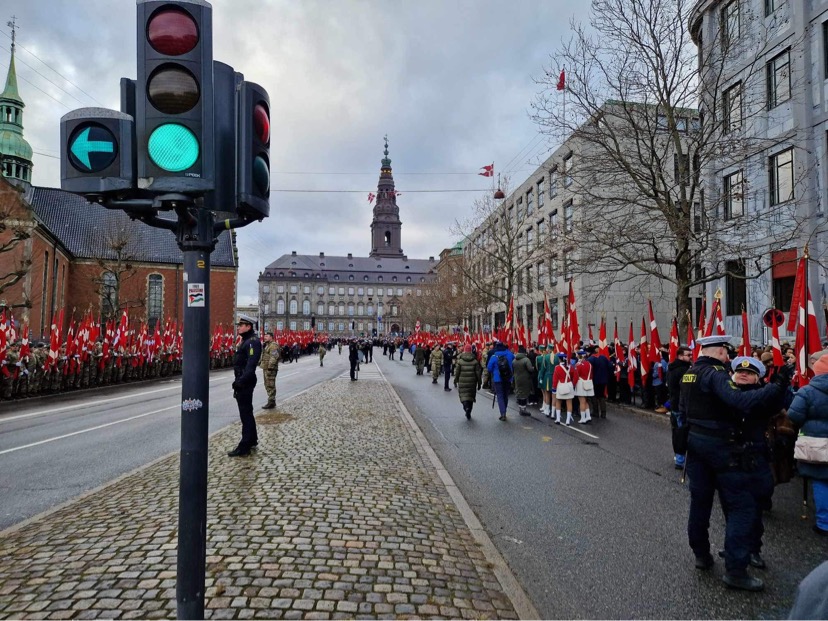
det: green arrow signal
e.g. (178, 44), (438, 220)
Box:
(71, 127), (115, 170)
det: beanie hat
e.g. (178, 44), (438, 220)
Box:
(760, 352), (774, 365)
(463, 344), (472, 353)
(814, 355), (828, 376)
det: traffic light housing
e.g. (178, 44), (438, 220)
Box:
(237, 81), (270, 218)
(60, 108), (134, 196)
(135, 0), (214, 194)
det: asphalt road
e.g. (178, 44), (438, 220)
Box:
(0, 352), (344, 531)
(377, 352), (828, 620)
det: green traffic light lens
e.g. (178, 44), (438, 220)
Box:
(148, 124), (199, 172)
(253, 154), (270, 196)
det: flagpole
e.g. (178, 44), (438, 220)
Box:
(803, 244), (811, 521)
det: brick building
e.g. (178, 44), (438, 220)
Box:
(0, 41), (237, 339)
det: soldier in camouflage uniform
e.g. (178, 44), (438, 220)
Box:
(259, 332), (279, 409)
(2, 343), (20, 400)
(26, 345), (45, 396)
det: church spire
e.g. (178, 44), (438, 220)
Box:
(0, 15), (33, 187)
(369, 136), (405, 259)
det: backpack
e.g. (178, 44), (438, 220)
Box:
(496, 353), (512, 383)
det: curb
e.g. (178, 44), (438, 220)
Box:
(375, 364), (541, 621)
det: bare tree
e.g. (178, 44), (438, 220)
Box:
(0, 205), (33, 307)
(87, 223), (143, 320)
(531, 0), (810, 330)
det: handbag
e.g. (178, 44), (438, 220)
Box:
(580, 364), (594, 392)
(793, 435), (828, 464)
(556, 367), (574, 398)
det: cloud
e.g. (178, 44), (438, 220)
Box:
(6, 0), (590, 305)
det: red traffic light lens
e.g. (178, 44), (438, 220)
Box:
(148, 65), (200, 114)
(147, 7), (199, 56)
(253, 103), (270, 145)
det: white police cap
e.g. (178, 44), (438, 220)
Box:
(697, 335), (733, 348)
(731, 356), (766, 376)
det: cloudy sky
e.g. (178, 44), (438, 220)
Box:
(3, 0), (591, 304)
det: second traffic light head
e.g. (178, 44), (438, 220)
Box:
(237, 80), (270, 219)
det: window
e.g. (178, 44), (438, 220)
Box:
(676, 117), (688, 132)
(517, 270), (524, 295)
(721, 0), (740, 50)
(338, 287), (345, 295)
(377, 288), (383, 297)
(367, 287), (374, 295)
(303, 286), (310, 294)
(147, 274), (163, 326)
(262, 285), (270, 294)
(550, 172), (558, 197)
(338, 303), (345, 316)
(101, 271), (118, 318)
(328, 321), (335, 331)
(328, 303), (335, 315)
(338, 323), (344, 332)
(723, 170), (744, 219)
(277, 285), (285, 293)
(302, 300), (310, 315)
(527, 227), (534, 248)
(526, 189), (534, 215)
(769, 148), (794, 205)
(290, 321), (297, 331)
(303, 321), (310, 330)
(674, 153), (690, 186)
(537, 180), (545, 207)
(277, 299), (286, 314)
(538, 219), (546, 239)
(348, 287), (355, 295)
(550, 255), (558, 284)
(824, 22), (828, 79)
(693, 201), (703, 233)
(348, 304), (354, 316)
(767, 49), (791, 109)
(289, 300), (298, 314)
(396, 288), (403, 296)
(328, 286), (335, 295)
(367, 303), (374, 315)
(537, 262), (545, 289)
(317, 286), (324, 295)
(772, 249), (797, 310)
(550, 209), (558, 231)
(564, 255), (573, 280)
(290, 285), (298, 294)
(526, 265), (533, 294)
(551, 299), (559, 328)
(348, 275), (354, 281)
(563, 153), (573, 186)
(388, 288), (393, 296)
(317, 302), (324, 315)
(766, 0), (780, 17)
(563, 200), (573, 232)
(357, 303), (364, 316)
(357, 287), (364, 296)
(725, 259), (746, 316)
(723, 82), (742, 133)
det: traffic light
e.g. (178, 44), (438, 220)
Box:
(60, 108), (134, 195)
(135, 0), (214, 194)
(203, 62), (240, 214)
(237, 81), (270, 218)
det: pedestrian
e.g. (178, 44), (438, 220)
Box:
(788, 560), (828, 619)
(536, 344), (550, 417)
(348, 340), (359, 381)
(667, 345), (693, 468)
(318, 343), (326, 367)
(443, 343), (455, 391)
(228, 315), (262, 457)
(574, 350), (594, 424)
(786, 354), (828, 537)
(512, 345), (535, 416)
(653, 348), (669, 413)
(259, 332), (279, 409)
(454, 343), (482, 419)
(413, 344), (426, 375)
(679, 335), (791, 591)
(587, 346), (612, 419)
(552, 353), (575, 425)
(486, 340), (514, 421)
(430, 344), (443, 384)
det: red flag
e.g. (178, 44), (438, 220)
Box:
(694, 298), (706, 360)
(648, 300), (662, 362)
(20, 324), (31, 363)
(415, 319), (421, 333)
(556, 69), (566, 91)
(704, 298), (725, 336)
(770, 308), (784, 368)
(47, 309), (63, 370)
(478, 163), (494, 177)
(367, 192), (375, 204)
(613, 320), (622, 381)
(639, 317), (650, 377)
(628, 322), (637, 390)
(669, 317), (680, 363)
(598, 317), (609, 358)
(739, 309), (751, 357)
(543, 292), (554, 346)
(503, 296), (515, 348)
(790, 256), (821, 386)
(567, 281), (580, 354)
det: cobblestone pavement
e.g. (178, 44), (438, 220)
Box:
(0, 373), (520, 620)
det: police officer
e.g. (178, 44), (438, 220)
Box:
(228, 315), (262, 457)
(679, 335), (791, 591)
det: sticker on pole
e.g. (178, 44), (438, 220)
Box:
(187, 283), (205, 307)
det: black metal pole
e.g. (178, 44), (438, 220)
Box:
(176, 206), (216, 619)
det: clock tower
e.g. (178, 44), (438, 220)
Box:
(369, 136), (405, 259)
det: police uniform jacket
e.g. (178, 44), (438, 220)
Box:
(678, 356), (784, 432)
(234, 331), (262, 391)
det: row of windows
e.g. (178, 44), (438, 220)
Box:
(262, 285), (407, 297)
(271, 321), (379, 332)
(263, 271), (424, 283)
(101, 272), (164, 324)
(264, 300), (393, 317)
(721, 0), (784, 52)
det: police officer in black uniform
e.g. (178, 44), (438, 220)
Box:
(228, 315), (262, 457)
(678, 335), (791, 591)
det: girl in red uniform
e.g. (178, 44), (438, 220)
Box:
(574, 350), (594, 424)
(552, 353), (576, 426)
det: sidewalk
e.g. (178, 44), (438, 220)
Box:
(0, 371), (524, 620)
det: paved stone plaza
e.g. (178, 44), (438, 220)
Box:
(0, 375), (521, 619)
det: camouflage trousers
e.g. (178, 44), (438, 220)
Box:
(263, 370), (277, 404)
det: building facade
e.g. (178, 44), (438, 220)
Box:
(690, 0), (828, 341)
(257, 142), (438, 337)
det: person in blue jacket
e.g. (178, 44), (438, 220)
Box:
(586, 346), (613, 418)
(787, 354), (828, 536)
(486, 340), (515, 422)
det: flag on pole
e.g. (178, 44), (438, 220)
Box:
(556, 69), (566, 91)
(739, 308), (751, 357)
(648, 300), (663, 363)
(639, 317), (651, 378)
(669, 317), (679, 363)
(367, 192), (375, 204)
(568, 280), (580, 354)
(628, 322), (637, 390)
(790, 254), (821, 386)
(613, 320), (623, 381)
(694, 298), (706, 360)
(478, 163), (494, 177)
(598, 316), (609, 358)
(704, 297), (725, 336)
(770, 308), (784, 367)
(686, 311), (697, 361)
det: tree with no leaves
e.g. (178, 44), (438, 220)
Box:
(531, 0), (810, 329)
(0, 205), (32, 307)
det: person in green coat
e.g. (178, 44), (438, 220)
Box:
(513, 345), (536, 416)
(536, 344), (549, 416)
(453, 344), (482, 419)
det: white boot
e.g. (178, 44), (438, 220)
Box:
(565, 411), (573, 426)
(584, 408), (592, 423)
(554, 410), (561, 424)
(543, 403), (550, 417)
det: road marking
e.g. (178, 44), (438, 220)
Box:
(0, 375), (233, 424)
(0, 405), (179, 456)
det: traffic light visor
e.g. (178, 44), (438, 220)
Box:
(147, 6), (199, 56)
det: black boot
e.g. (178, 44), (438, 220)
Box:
(227, 444), (251, 457)
(722, 573), (764, 591)
(694, 553), (714, 570)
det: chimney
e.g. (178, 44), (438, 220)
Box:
(429, 256), (435, 262)
(319, 252), (324, 258)
(347, 253), (353, 259)
(291, 250), (297, 256)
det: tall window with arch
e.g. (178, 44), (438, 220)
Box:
(302, 300), (311, 315)
(289, 299), (298, 314)
(101, 271), (118, 320)
(277, 299), (285, 314)
(147, 274), (163, 327)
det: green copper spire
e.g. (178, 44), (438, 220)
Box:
(0, 16), (34, 185)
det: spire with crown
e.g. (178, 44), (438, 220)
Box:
(0, 16), (33, 187)
(369, 135), (405, 259)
